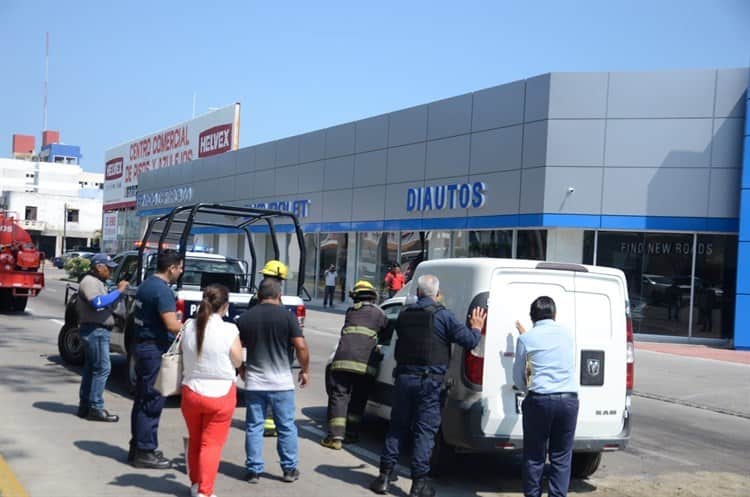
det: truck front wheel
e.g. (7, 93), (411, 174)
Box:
(58, 325), (84, 366)
(571, 452), (602, 479)
(11, 296), (27, 312)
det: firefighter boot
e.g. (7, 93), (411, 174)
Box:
(409, 476), (436, 497)
(263, 417), (277, 437)
(320, 436), (343, 450)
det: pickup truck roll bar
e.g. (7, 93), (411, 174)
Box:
(136, 204), (308, 298)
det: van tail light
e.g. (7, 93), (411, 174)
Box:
(626, 306), (634, 392)
(176, 299), (187, 323)
(296, 305), (306, 328)
(464, 320), (486, 386)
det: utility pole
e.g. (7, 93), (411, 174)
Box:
(62, 202), (67, 253)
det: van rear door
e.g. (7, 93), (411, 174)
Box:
(481, 268), (576, 438)
(573, 270), (627, 438)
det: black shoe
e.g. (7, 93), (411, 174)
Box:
(344, 432), (360, 444)
(132, 450), (170, 469)
(370, 469), (398, 494)
(246, 471), (261, 484)
(86, 408), (119, 422)
(409, 477), (436, 497)
(128, 444), (163, 463)
(282, 468), (299, 482)
(76, 404), (89, 419)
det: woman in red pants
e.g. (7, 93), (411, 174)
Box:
(181, 284), (243, 497)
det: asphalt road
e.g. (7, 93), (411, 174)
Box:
(0, 267), (748, 497)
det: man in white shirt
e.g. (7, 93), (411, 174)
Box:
(323, 264), (337, 308)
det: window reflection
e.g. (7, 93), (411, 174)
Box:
(517, 230), (546, 260)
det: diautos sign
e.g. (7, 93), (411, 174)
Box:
(407, 181), (486, 212)
(104, 103), (240, 211)
(137, 187), (194, 209)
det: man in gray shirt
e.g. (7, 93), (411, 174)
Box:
(76, 253), (128, 422)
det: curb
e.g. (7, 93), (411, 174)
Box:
(633, 390), (750, 420)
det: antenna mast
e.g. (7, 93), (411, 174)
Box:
(43, 32), (49, 131)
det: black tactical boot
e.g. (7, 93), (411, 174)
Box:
(369, 468), (398, 494)
(409, 476), (436, 497)
(86, 408), (119, 422)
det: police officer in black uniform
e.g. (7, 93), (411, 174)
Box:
(321, 280), (388, 450)
(370, 274), (486, 497)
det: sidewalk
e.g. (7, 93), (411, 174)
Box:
(633, 341), (750, 419)
(636, 341), (750, 365)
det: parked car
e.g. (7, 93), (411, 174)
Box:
(53, 251), (94, 269)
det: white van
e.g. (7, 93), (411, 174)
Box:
(365, 258), (633, 478)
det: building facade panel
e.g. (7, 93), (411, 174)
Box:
(547, 72), (608, 119)
(469, 125), (523, 174)
(325, 123), (356, 158)
(604, 119), (714, 167)
(299, 130), (326, 163)
(545, 119), (606, 166)
(425, 135), (470, 180)
(711, 118), (746, 167)
(353, 150), (387, 187)
(602, 167), (710, 217)
(388, 105), (428, 147)
(428, 94), (473, 140)
(543, 166), (604, 215)
(355, 115), (389, 153)
(324, 156), (355, 191)
(297, 161), (325, 194)
(386, 143), (426, 183)
(607, 69), (716, 118)
(708, 168), (741, 218)
(472, 79), (526, 131)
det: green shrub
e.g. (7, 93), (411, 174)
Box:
(64, 257), (91, 281)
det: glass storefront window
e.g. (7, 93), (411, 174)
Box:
(517, 230), (547, 260)
(426, 231), (451, 260)
(319, 233), (348, 304)
(453, 230), (512, 258)
(582, 230), (595, 265)
(357, 232), (397, 298)
(692, 235), (737, 339)
(400, 231), (426, 282)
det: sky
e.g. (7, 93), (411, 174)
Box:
(1, 1), (748, 173)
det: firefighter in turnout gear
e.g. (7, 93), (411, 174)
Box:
(250, 259), (290, 437)
(321, 280), (389, 450)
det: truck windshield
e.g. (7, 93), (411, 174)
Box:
(146, 257), (245, 288)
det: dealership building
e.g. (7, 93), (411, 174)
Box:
(134, 68), (750, 348)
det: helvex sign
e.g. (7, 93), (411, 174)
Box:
(198, 124), (233, 158)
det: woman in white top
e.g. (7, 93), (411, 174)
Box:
(180, 284), (243, 497)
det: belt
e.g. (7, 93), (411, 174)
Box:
(528, 391), (578, 399)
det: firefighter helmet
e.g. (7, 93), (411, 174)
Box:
(350, 280), (377, 300)
(260, 260), (288, 280)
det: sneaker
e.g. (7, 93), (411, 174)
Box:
(320, 436), (342, 450)
(282, 468), (300, 482)
(245, 472), (260, 484)
(132, 449), (170, 469)
(128, 444), (163, 463)
(190, 483), (199, 497)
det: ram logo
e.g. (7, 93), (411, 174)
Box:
(586, 358), (601, 377)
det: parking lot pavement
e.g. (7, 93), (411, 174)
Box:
(1, 297), (750, 496)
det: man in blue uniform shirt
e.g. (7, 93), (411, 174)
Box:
(370, 274), (486, 497)
(128, 249), (184, 469)
(514, 296), (579, 497)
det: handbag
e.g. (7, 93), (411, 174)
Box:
(154, 330), (184, 397)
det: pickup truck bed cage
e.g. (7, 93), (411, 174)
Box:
(136, 203), (307, 297)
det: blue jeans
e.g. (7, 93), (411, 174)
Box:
(130, 342), (168, 451)
(79, 325), (111, 410)
(380, 373), (443, 478)
(245, 390), (297, 473)
(522, 394), (579, 497)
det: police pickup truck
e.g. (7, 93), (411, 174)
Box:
(57, 203), (309, 390)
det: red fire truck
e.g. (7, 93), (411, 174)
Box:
(0, 212), (45, 311)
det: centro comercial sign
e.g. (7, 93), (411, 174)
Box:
(103, 103), (240, 211)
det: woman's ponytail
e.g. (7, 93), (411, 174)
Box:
(195, 284), (230, 355)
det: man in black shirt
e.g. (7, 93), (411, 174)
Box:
(237, 278), (310, 484)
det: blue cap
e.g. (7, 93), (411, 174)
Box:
(91, 253), (118, 268)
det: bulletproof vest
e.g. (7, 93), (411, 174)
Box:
(394, 303), (450, 367)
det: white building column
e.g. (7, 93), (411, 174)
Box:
(545, 229), (584, 263)
(345, 231), (357, 304)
